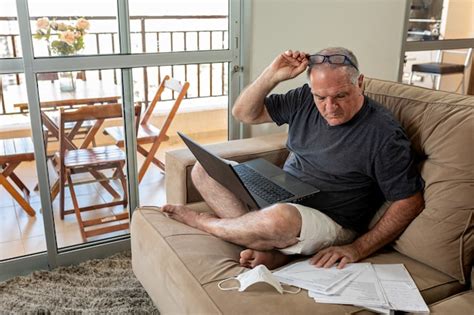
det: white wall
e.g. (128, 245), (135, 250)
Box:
(242, 0), (408, 137)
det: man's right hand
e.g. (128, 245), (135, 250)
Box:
(266, 50), (309, 85)
(232, 50), (308, 125)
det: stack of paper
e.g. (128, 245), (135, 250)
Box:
(273, 260), (429, 314)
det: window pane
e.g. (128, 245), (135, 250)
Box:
(131, 64), (228, 204)
(0, 0), (21, 59)
(0, 73), (46, 261)
(28, 0), (119, 57)
(129, 0), (229, 53)
(26, 69), (133, 248)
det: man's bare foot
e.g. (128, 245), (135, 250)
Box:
(239, 249), (291, 270)
(161, 204), (216, 229)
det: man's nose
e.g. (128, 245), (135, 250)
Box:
(326, 97), (338, 110)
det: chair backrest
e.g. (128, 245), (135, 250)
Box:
(140, 75), (190, 127)
(438, 48), (473, 68)
(59, 103), (141, 156)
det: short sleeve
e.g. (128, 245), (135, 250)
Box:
(265, 84), (309, 126)
(374, 130), (424, 201)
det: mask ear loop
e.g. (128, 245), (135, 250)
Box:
(217, 277), (240, 291)
(282, 286), (301, 294)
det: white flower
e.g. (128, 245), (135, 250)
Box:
(60, 30), (76, 45)
(36, 17), (49, 30)
(76, 18), (90, 31)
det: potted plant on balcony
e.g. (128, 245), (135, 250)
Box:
(34, 17), (90, 91)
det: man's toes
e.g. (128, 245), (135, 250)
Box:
(161, 204), (172, 212)
(240, 249), (254, 260)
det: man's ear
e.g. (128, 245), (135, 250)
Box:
(358, 74), (364, 89)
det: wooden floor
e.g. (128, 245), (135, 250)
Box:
(0, 132), (226, 261)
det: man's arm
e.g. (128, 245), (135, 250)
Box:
(232, 50), (308, 124)
(310, 191), (425, 268)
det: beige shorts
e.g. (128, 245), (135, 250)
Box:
(279, 203), (357, 256)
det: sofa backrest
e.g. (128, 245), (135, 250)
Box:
(363, 78), (473, 284)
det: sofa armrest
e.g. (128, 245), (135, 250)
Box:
(165, 133), (289, 204)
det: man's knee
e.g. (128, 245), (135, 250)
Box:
(261, 204), (302, 239)
(191, 162), (208, 185)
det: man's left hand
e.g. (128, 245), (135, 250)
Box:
(309, 244), (362, 269)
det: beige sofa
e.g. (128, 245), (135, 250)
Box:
(131, 78), (473, 314)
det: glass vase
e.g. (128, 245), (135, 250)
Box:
(59, 71), (76, 92)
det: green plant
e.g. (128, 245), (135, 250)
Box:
(34, 17), (89, 56)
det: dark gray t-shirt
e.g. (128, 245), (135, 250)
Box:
(265, 84), (424, 233)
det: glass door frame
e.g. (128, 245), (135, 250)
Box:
(0, 0), (243, 281)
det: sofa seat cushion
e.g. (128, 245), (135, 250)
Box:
(131, 207), (467, 314)
(426, 290), (474, 314)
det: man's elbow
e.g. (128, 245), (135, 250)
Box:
(231, 105), (243, 121)
(411, 191), (425, 216)
(231, 106), (259, 124)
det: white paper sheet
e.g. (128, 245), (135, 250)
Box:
(273, 260), (367, 294)
(272, 260), (429, 313)
(308, 264), (390, 308)
(374, 264), (429, 313)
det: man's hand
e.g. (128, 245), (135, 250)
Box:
(309, 244), (362, 269)
(309, 192), (424, 270)
(232, 49), (308, 124)
(267, 50), (309, 84)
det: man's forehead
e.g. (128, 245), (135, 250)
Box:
(310, 81), (354, 96)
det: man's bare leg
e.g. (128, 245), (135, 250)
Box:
(239, 249), (291, 270)
(191, 162), (249, 218)
(161, 203), (302, 251)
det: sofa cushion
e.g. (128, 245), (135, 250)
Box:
(131, 207), (467, 314)
(363, 78), (474, 284)
(426, 290), (474, 314)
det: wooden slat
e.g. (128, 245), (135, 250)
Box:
(104, 123), (164, 146)
(14, 96), (121, 111)
(83, 212), (129, 227)
(0, 137), (35, 164)
(62, 200), (126, 216)
(84, 222), (129, 238)
(61, 103), (123, 122)
(64, 145), (126, 167)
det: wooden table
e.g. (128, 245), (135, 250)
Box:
(3, 80), (121, 113)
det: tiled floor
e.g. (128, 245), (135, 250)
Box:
(0, 133), (226, 261)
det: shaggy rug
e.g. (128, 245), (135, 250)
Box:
(0, 251), (159, 314)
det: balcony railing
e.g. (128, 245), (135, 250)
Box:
(0, 15), (229, 115)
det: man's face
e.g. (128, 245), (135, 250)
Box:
(309, 67), (364, 126)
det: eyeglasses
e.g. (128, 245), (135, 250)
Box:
(307, 54), (359, 71)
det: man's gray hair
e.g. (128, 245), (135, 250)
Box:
(307, 47), (360, 84)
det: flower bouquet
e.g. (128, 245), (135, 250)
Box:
(34, 17), (90, 56)
(34, 17), (90, 91)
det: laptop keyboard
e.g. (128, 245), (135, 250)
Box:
(233, 164), (294, 203)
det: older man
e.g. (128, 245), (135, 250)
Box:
(162, 47), (424, 270)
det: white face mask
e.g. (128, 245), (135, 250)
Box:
(218, 264), (300, 294)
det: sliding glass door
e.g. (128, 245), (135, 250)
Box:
(0, 0), (243, 280)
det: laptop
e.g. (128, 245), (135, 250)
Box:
(178, 132), (320, 209)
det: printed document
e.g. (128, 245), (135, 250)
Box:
(273, 260), (367, 295)
(272, 259), (429, 313)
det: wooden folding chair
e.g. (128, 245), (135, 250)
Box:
(0, 137), (36, 216)
(104, 75), (189, 182)
(55, 103), (141, 241)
